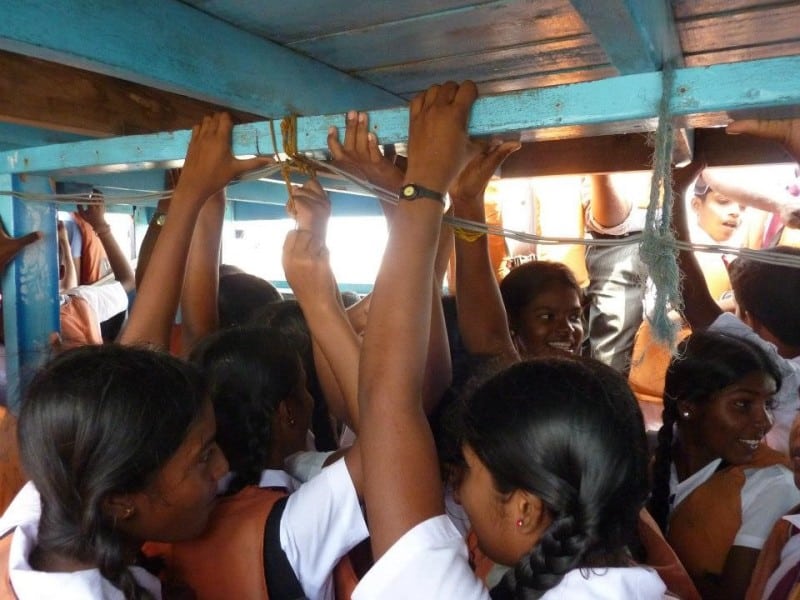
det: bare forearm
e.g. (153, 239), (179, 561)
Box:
(590, 174), (631, 228)
(453, 202), (517, 361)
(180, 191), (225, 354)
(94, 226), (135, 293)
(422, 284), (452, 415)
(702, 169), (782, 213)
(119, 197), (201, 348)
(673, 182), (721, 330)
(306, 301), (361, 429)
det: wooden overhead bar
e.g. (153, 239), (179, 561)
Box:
(0, 50), (261, 138)
(501, 128), (795, 178)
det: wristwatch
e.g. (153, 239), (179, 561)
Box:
(399, 183), (445, 204)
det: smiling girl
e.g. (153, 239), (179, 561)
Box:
(499, 261), (584, 358)
(649, 330), (800, 599)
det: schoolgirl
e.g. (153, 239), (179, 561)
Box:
(351, 80), (666, 599)
(0, 345), (228, 599)
(649, 330), (800, 599)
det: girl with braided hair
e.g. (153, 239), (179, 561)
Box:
(0, 344), (229, 600)
(351, 80), (666, 599)
(648, 330), (800, 599)
(190, 325), (312, 496)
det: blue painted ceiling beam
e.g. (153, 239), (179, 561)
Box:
(0, 0), (401, 118)
(568, 0), (682, 73)
(568, 0), (691, 162)
(3, 55), (800, 177)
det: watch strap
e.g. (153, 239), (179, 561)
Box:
(399, 183), (445, 203)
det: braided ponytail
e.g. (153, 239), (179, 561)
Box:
(461, 358), (649, 598)
(649, 400), (676, 532)
(190, 325), (304, 493)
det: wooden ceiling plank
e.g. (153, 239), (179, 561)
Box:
(0, 0), (401, 117)
(180, 0), (507, 45)
(286, 0), (586, 71)
(358, 35), (608, 93)
(0, 50), (262, 138)
(678, 5), (800, 55)
(673, 0), (795, 21)
(685, 40), (800, 67)
(3, 55), (800, 177)
(501, 129), (794, 177)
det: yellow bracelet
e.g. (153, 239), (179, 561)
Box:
(452, 226), (486, 243)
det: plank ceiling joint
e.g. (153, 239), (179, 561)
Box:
(0, 0), (402, 118)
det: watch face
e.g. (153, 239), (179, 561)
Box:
(401, 184), (416, 199)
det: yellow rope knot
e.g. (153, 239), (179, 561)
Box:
(268, 115), (317, 217)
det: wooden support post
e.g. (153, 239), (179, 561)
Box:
(0, 175), (58, 412)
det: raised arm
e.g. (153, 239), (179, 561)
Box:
(588, 173), (632, 228)
(673, 161), (721, 330)
(283, 180), (362, 429)
(449, 141), (520, 363)
(57, 223), (78, 291)
(135, 172), (174, 290)
(0, 221), (41, 272)
(359, 81), (477, 558)
(700, 168), (800, 229)
(179, 188), (226, 356)
(76, 194), (135, 293)
(119, 113), (270, 348)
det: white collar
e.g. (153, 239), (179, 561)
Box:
(258, 468), (300, 492)
(7, 520), (162, 600)
(669, 458), (723, 511)
(540, 566), (666, 599)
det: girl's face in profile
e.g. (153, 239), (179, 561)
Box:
(682, 371), (775, 468)
(454, 445), (519, 566)
(117, 399), (229, 543)
(513, 283), (583, 358)
(454, 445), (546, 568)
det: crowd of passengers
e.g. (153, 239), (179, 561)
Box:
(1, 82), (800, 599)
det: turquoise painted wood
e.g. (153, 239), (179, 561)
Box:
(180, 0), (489, 45)
(0, 123), (88, 152)
(569, 0), (682, 72)
(0, 175), (59, 412)
(3, 55), (800, 177)
(0, 0), (401, 118)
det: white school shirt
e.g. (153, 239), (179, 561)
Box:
(669, 457), (800, 549)
(708, 312), (800, 455)
(352, 514), (667, 600)
(279, 457), (369, 600)
(61, 281), (128, 323)
(1, 459), (367, 600)
(763, 513), (800, 599)
(0, 483), (162, 600)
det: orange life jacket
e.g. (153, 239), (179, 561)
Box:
(668, 444), (789, 580)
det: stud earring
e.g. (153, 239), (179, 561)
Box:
(516, 518), (524, 528)
(123, 506), (134, 518)
(288, 417), (296, 427)
(682, 411), (690, 419)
